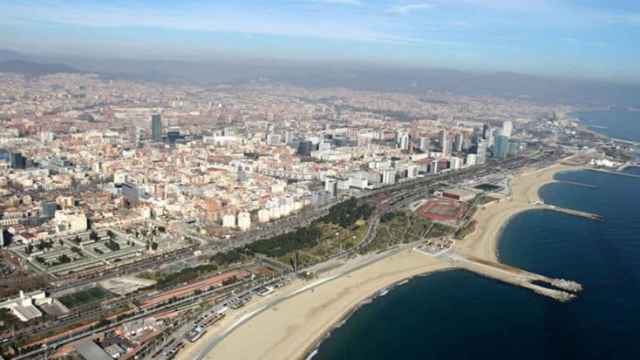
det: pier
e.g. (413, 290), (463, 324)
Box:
(588, 168), (640, 179)
(536, 203), (604, 221)
(445, 253), (582, 302)
(554, 180), (598, 189)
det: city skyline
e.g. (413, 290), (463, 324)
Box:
(1, 1), (640, 83)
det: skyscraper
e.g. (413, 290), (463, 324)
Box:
(10, 152), (26, 169)
(297, 141), (314, 157)
(399, 133), (410, 151)
(482, 124), (490, 139)
(419, 137), (430, 152)
(453, 133), (464, 152)
(502, 120), (513, 138)
(324, 178), (338, 197)
(476, 139), (487, 165)
(495, 135), (510, 159)
(441, 131), (450, 156)
(151, 114), (162, 141)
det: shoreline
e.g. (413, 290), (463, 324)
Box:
(299, 267), (453, 360)
(179, 161), (583, 360)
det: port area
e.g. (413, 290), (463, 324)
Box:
(447, 253), (582, 302)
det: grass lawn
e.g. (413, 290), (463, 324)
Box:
(58, 286), (113, 308)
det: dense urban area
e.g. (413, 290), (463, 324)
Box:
(0, 72), (637, 360)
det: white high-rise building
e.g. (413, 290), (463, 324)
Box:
(399, 133), (410, 151)
(450, 157), (463, 170)
(258, 209), (271, 224)
(466, 154), (478, 167)
(431, 160), (439, 174)
(324, 178), (338, 197)
(407, 165), (419, 178)
(419, 137), (430, 152)
(502, 121), (513, 138)
(237, 212), (251, 231)
(0, 228), (5, 247)
(477, 139), (488, 165)
(454, 133), (464, 152)
(382, 169), (396, 185)
(441, 131), (450, 156)
(222, 213), (236, 228)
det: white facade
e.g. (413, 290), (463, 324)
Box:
(257, 209), (271, 223)
(419, 137), (430, 152)
(382, 169), (396, 185)
(407, 165), (419, 178)
(466, 153), (478, 166)
(477, 140), (487, 165)
(222, 213), (236, 228)
(324, 178), (338, 197)
(54, 210), (88, 234)
(399, 133), (410, 151)
(237, 212), (251, 231)
(502, 121), (513, 138)
(114, 171), (128, 185)
(441, 131), (450, 156)
(450, 157), (463, 170)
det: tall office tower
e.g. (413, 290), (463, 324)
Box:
(476, 139), (488, 165)
(297, 141), (314, 157)
(454, 133), (464, 152)
(502, 120), (513, 138)
(135, 127), (144, 148)
(419, 137), (430, 152)
(151, 114), (162, 141)
(495, 135), (511, 159)
(10, 152), (26, 169)
(324, 178), (338, 197)
(0, 228), (4, 247)
(399, 133), (410, 151)
(382, 169), (396, 185)
(441, 131), (450, 156)
(487, 128), (496, 147)
(482, 124), (490, 139)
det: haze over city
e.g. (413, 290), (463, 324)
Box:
(0, 2), (639, 360)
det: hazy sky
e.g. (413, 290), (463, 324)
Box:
(2, 1), (639, 82)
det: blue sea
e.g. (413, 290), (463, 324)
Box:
(573, 109), (640, 142)
(313, 168), (640, 359)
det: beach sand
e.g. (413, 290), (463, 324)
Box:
(456, 162), (579, 261)
(179, 161), (580, 360)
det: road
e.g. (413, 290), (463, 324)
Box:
(12, 149), (566, 359)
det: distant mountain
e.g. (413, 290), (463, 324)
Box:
(0, 60), (79, 76)
(75, 58), (639, 107)
(0, 49), (27, 61)
(1, 48), (638, 107)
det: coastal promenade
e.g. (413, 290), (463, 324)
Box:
(179, 160), (590, 360)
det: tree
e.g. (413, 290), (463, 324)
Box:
(57, 254), (71, 264)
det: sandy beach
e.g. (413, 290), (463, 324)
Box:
(179, 161), (580, 360)
(456, 162), (580, 261)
